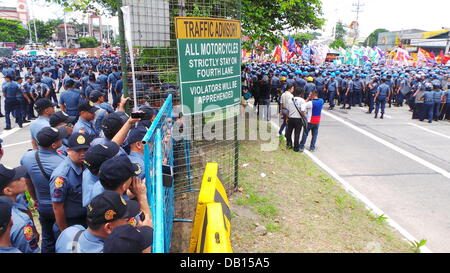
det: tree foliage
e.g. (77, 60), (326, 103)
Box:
(78, 37), (100, 48)
(242, 0), (324, 50)
(0, 18), (28, 45)
(329, 38), (347, 49)
(335, 21), (347, 40)
(29, 19), (64, 44)
(364, 28), (389, 47)
(47, 0), (324, 51)
(290, 32), (322, 46)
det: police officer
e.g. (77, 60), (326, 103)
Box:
(73, 100), (98, 139)
(325, 73), (339, 110)
(84, 73), (102, 99)
(103, 224), (154, 253)
(342, 74), (353, 110)
(59, 79), (82, 118)
(421, 83), (434, 123)
(97, 70), (109, 101)
(50, 132), (92, 236)
(128, 126), (147, 180)
(0, 164), (40, 253)
(314, 73), (326, 100)
(442, 87), (450, 120)
(20, 127), (68, 253)
(0, 197), (22, 253)
(42, 72), (58, 106)
(374, 78), (391, 119)
(304, 77), (316, 100)
(82, 143), (120, 207)
(352, 74), (364, 107)
(367, 76), (379, 114)
(432, 83), (443, 122)
(108, 66), (122, 106)
(23, 76), (36, 120)
(30, 98), (56, 150)
(2, 75), (22, 130)
(55, 190), (141, 253)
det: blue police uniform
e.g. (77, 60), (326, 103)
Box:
(367, 82), (379, 113)
(30, 116), (50, 141)
(82, 169), (100, 207)
(73, 118), (97, 139)
(10, 202), (40, 253)
(59, 88), (82, 117)
(344, 79), (354, 108)
(21, 149), (65, 253)
(443, 90), (450, 120)
(314, 76), (325, 99)
(326, 78), (339, 108)
(85, 82), (102, 98)
(50, 156), (87, 230)
(432, 89), (443, 121)
(81, 75), (89, 94)
(92, 107), (107, 136)
(422, 90), (434, 123)
(3, 81), (22, 129)
(0, 246), (22, 253)
(16, 81), (27, 122)
(352, 78), (364, 106)
(375, 83), (390, 117)
(55, 225), (104, 253)
(91, 137), (128, 156)
(129, 152), (145, 179)
(42, 76), (58, 105)
(108, 72), (122, 105)
(304, 82), (316, 99)
(98, 102), (114, 114)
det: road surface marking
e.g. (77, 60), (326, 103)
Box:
(2, 140), (32, 149)
(249, 103), (433, 252)
(323, 110), (450, 179)
(408, 123), (450, 140)
(0, 123), (30, 139)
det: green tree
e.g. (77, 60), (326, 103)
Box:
(29, 18), (64, 44)
(364, 28), (389, 47)
(242, 0), (324, 49)
(329, 38), (347, 49)
(78, 37), (100, 48)
(335, 21), (347, 40)
(290, 32), (322, 46)
(0, 18), (28, 45)
(47, 0), (325, 51)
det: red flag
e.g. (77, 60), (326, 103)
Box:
(273, 46), (282, 63)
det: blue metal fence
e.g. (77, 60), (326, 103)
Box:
(142, 94), (174, 253)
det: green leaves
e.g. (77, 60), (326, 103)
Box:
(0, 18), (28, 45)
(242, 0), (324, 50)
(78, 37), (100, 48)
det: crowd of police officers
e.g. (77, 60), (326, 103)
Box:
(0, 55), (157, 253)
(242, 62), (450, 122)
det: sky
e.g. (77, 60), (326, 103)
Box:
(320, 0), (450, 38)
(0, 0), (118, 31)
(1, 0), (450, 39)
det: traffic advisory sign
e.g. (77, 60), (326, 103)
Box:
(175, 17), (242, 115)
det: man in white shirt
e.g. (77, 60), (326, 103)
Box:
(285, 87), (306, 152)
(279, 83), (294, 136)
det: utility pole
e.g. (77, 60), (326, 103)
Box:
(445, 29), (450, 55)
(117, 0), (130, 104)
(352, 0), (364, 46)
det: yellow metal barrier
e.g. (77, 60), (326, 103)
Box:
(189, 163), (232, 253)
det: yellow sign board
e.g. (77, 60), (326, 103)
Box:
(175, 17), (241, 39)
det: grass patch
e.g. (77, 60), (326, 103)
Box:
(265, 222), (282, 233)
(230, 114), (415, 253)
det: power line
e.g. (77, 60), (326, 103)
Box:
(351, 0), (364, 46)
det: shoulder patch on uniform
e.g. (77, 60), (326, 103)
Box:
(78, 129), (86, 134)
(128, 217), (137, 227)
(105, 210), (116, 221)
(55, 177), (65, 189)
(23, 224), (33, 241)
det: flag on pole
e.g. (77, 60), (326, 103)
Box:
(288, 36), (297, 52)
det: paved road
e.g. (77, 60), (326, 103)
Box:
(281, 102), (450, 252)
